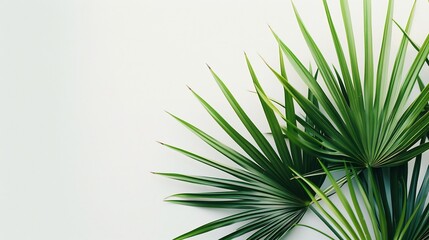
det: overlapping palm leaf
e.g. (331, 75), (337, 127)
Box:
(294, 143), (429, 240)
(157, 0), (429, 238)
(155, 55), (325, 239)
(272, 0), (429, 239)
(267, 0), (429, 168)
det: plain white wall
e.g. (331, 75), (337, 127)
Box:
(0, 0), (428, 239)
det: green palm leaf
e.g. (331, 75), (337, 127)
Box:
(157, 0), (428, 238)
(271, 0), (429, 168)
(156, 54), (325, 239)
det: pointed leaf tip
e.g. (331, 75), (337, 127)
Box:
(156, 141), (166, 145)
(268, 25), (277, 35)
(257, 53), (265, 60)
(243, 51), (248, 58)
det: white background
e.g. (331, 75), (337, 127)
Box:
(0, 0), (428, 239)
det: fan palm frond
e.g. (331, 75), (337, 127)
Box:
(267, 0), (429, 168)
(155, 54), (325, 239)
(157, 0), (429, 238)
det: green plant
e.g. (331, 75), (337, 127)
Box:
(157, 0), (429, 239)
(269, 0), (429, 168)
(155, 56), (325, 239)
(268, 0), (429, 239)
(294, 151), (429, 240)
(266, 0), (429, 237)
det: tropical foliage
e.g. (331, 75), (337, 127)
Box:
(295, 154), (429, 240)
(270, 0), (429, 168)
(157, 0), (429, 239)
(155, 56), (324, 239)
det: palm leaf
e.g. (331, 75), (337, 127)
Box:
(270, 0), (429, 169)
(157, 0), (428, 238)
(157, 54), (325, 239)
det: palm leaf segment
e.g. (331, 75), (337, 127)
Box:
(294, 145), (429, 240)
(365, 150), (429, 240)
(156, 54), (324, 239)
(270, 0), (429, 168)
